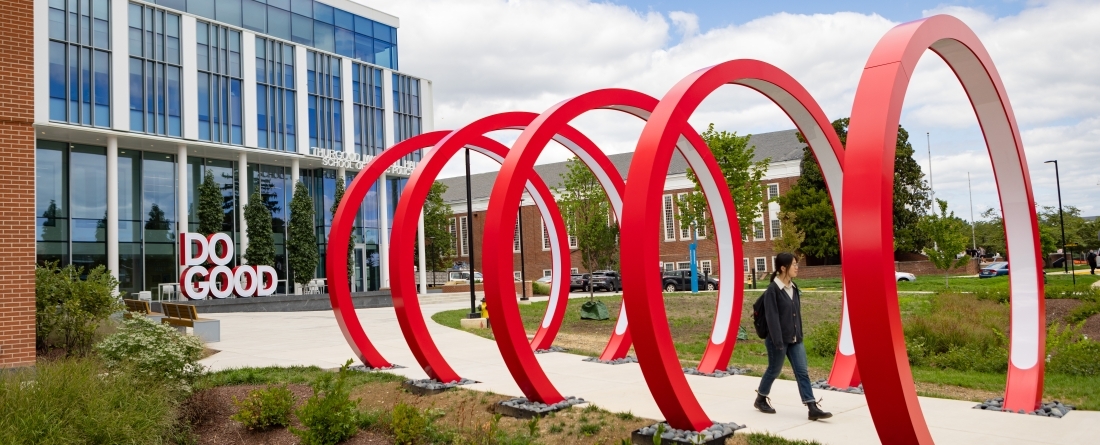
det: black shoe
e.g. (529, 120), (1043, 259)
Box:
(807, 400), (832, 421)
(754, 392), (776, 414)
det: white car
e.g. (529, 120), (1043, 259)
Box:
(895, 271), (916, 282)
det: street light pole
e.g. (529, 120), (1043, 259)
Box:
(465, 147), (478, 318)
(518, 202), (528, 301)
(927, 132), (935, 210)
(968, 172), (977, 251)
(1045, 160), (1072, 282)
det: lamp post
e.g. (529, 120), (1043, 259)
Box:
(518, 201), (528, 301)
(927, 132), (935, 210)
(968, 172), (977, 251)
(466, 147), (479, 318)
(1045, 160), (1072, 284)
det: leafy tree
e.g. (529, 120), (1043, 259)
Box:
(288, 181), (318, 289)
(244, 191), (276, 266)
(773, 211), (805, 257)
(1037, 205), (1100, 261)
(778, 118), (931, 262)
(418, 181), (455, 286)
(331, 177), (354, 285)
(920, 199), (972, 287)
(40, 200), (64, 243)
(557, 157), (619, 298)
(198, 170), (224, 235)
(676, 123), (770, 250)
(973, 208), (1006, 258)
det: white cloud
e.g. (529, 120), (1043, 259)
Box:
(358, 0), (1100, 216)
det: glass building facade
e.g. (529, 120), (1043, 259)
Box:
(36, 0), (425, 297)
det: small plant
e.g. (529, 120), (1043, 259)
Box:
(291, 360), (361, 445)
(653, 423), (665, 445)
(525, 415), (541, 437)
(806, 320), (839, 358)
(532, 281), (551, 295)
(1046, 323), (1100, 376)
(231, 384), (295, 430)
(95, 316), (206, 388)
(578, 422), (602, 436)
(549, 422), (564, 434)
(36, 262), (122, 355)
(391, 402), (428, 445)
(616, 410), (636, 421)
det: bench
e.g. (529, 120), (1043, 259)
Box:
(123, 298), (165, 324)
(160, 302), (220, 343)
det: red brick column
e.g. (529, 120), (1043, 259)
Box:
(0, 0), (37, 368)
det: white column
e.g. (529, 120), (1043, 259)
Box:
(238, 151), (248, 263)
(33, 0), (48, 123)
(378, 174), (389, 288)
(291, 157), (300, 185)
(382, 69), (396, 148)
(295, 46), (310, 154)
(106, 137), (119, 281)
(110, 0), (130, 131)
(341, 58), (355, 154)
(418, 211), (428, 294)
(177, 144), (188, 233)
(242, 31), (258, 147)
(181, 15), (199, 140)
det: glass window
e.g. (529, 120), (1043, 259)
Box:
(307, 51), (343, 151)
(242, 0), (266, 33)
(354, 15), (372, 36)
(352, 63), (385, 157)
(129, 3), (181, 137)
(313, 2), (333, 24)
(257, 37), (297, 151)
(373, 22), (390, 43)
(216, 0), (243, 27)
(291, 13), (312, 45)
(197, 21), (243, 145)
(69, 145), (107, 220)
(374, 39), (393, 69)
(268, 0), (290, 10)
(335, 27), (354, 58)
(187, 0), (215, 20)
(392, 73), (422, 161)
(334, 8), (353, 30)
(157, 0), (186, 11)
(290, 0), (312, 16)
(49, 1), (111, 127)
(354, 33), (373, 64)
(267, 6), (291, 41)
(313, 21), (334, 52)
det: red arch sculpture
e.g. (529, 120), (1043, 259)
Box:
(841, 14), (1043, 444)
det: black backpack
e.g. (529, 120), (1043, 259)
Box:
(751, 293), (768, 339)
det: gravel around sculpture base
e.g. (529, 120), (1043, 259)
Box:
(534, 345), (568, 354)
(401, 378), (478, 396)
(683, 366), (751, 378)
(349, 364), (406, 372)
(812, 379), (864, 394)
(973, 398), (1075, 418)
(631, 421), (744, 445)
(582, 355), (638, 365)
(493, 396), (586, 418)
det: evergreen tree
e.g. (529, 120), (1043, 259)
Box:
(330, 177), (354, 286)
(418, 182), (455, 284)
(244, 190), (276, 266)
(557, 158), (619, 298)
(198, 170), (223, 235)
(288, 181), (318, 288)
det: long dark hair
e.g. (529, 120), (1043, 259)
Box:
(769, 252), (797, 283)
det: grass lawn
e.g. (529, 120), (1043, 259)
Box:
(760, 273), (1099, 294)
(432, 290), (1100, 410)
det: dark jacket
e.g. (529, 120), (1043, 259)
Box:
(761, 279), (804, 349)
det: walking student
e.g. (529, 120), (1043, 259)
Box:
(752, 252), (832, 420)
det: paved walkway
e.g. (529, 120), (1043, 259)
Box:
(200, 300), (1099, 445)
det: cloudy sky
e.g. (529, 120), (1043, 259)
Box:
(358, 0), (1100, 223)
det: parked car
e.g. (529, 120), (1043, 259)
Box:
(588, 270), (622, 292)
(535, 275), (553, 284)
(448, 271), (483, 283)
(980, 262), (1009, 278)
(895, 271), (916, 282)
(661, 270), (719, 292)
(569, 274), (589, 292)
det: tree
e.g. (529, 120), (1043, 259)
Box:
(557, 157), (619, 298)
(419, 181), (455, 286)
(331, 177), (354, 286)
(773, 211), (805, 257)
(973, 208), (1006, 258)
(40, 200), (64, 242)
(1037, 205), (1099, 262)
(778, 118), (931, 262)
(920, 199), (971, 287)
(198, 170), (223, 235)
(288, 181), (318, 289)
(244, 191), (276, 267)
(677, 124), (770, 244)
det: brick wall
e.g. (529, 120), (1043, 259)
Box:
(446, 176), (800, 281)
(0, 0), (37, 368)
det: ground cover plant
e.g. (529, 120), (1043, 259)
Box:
(434, 287), (1100, 410)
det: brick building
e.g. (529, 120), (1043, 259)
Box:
(437, 129), (805, 283)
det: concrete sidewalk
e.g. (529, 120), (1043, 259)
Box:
(200, 301), (1099, 445)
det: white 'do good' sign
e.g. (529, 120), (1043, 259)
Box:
(178, 232), (278, 299)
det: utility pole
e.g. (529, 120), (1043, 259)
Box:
(465, 147), (479, 318)
(968, 172), (977, 251)
(926, 132), (935, 210)
(518, 203), (528, 301)
(1045, 160), (1074, 286)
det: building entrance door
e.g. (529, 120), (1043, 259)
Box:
(354, 245), (365, 292)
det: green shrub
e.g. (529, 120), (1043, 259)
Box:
(35, 262), (122, 356)
(0, 358), (178, 444)
(391, 403), (429, 445)
(532, 281), (550, 296)
(903, 293), (1009, 371)
(1046, 323), (1100, 376)
(1066, 300), (1100, 324)
(806, 320), (839, 357)
(291, 360), (361, 445)
(231, 384), (295, 430)
(95, 316), (206, 388)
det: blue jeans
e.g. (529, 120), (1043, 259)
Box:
(757, 339), (816, 404)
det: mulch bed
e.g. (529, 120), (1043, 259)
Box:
(185, 384), (392, 445)
(1046, 299), (1083, 326)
